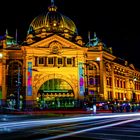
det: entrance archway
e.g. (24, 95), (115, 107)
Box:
(7, 60), (24, 110)
(37, 78), (75, 109)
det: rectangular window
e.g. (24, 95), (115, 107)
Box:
(118, 93), (120, 100)
(123, 81), (126, 88)
(35, 57), (38, 66)
(48, 57), (54, 64)
(39, 57), (44, 64)
(58, 58), (63, 65)
(107, 91), (110, 99)
(109, 77), (112, 86)
(67, 58), (72, 65)
(117, 80), (119, 87)
(110, 91), (112, 99)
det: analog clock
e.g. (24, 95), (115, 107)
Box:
(52, 46), (59, 54)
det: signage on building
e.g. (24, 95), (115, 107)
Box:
(78, 62), (85, 96)
(27, 62), (32, 96)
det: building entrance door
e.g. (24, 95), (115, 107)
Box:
(37, 78), (75, 109)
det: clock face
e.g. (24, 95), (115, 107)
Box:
(49, 41), (62, 54)
(52, 46), (59, 54)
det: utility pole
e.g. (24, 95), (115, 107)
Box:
(93, 65), (97, 114)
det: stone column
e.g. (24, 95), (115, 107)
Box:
(2, 56), (6, 106)
(111, 64), (115, 99)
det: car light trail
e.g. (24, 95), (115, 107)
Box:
(41, 117), (140, 140)
(1, 113), (140, 132)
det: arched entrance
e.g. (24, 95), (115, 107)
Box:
(37, 78), (75, 109)
(7, 60), (24, 110)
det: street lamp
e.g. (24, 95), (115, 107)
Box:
(0, 53), (3, 58)
(17, 67), (21, 110)
(16, 66), (38, 110)
(132, 77), (137, 103)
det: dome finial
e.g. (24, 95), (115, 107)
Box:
(51, 0), (55, 6)
(48, 0), (57, 11)
(94, 32), (96, 38)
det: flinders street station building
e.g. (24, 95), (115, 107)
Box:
(0, 2), (140, 110)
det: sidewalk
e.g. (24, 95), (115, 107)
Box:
(0, 108), (112, 115)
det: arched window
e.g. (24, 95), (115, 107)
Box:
(39, 79), (73, 93)
(89, 76), (96, 85)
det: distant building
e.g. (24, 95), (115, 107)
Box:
(0, 1), (139, 110)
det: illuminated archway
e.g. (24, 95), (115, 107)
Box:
(36, 78), (76, 109)
(38, 78), (74, 96)
(33, 73), (78, 99)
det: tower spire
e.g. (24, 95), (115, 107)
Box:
(15, 28), (18, 44)
(94, 32), (96, 38)
(88, 31), (91, 46)
(5, 29), (8, 36)
(48, 0), (57, 11)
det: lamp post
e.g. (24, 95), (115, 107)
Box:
(17, 67), (21, 110)
(93, 67), (98, 114)
(132, 77), (137, 103)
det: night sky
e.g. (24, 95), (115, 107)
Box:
(0, 0), (140, 68)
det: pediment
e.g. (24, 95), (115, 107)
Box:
(29, 34), (86, 50)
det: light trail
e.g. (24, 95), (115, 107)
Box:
(41, 117), (140, 140)
(45, 117), (132, 132)
(1, 113), (140, 132)
(37, 117), (126, 135)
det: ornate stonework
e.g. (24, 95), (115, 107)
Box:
(49, 41), (62, 54)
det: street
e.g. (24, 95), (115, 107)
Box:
(0, 113), (140, 140)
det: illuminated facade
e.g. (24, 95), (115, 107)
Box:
(0, 2), (140, 109)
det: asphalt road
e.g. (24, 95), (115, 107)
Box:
(1, 113), (140, 140)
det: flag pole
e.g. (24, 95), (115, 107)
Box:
(15, 29), (18, 44)
(88, 31), (91, 47)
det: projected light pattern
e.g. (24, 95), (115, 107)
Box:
(1, 113), (140, 137)
(78, 62), (85, 96)
(27, 62), (32, 96)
